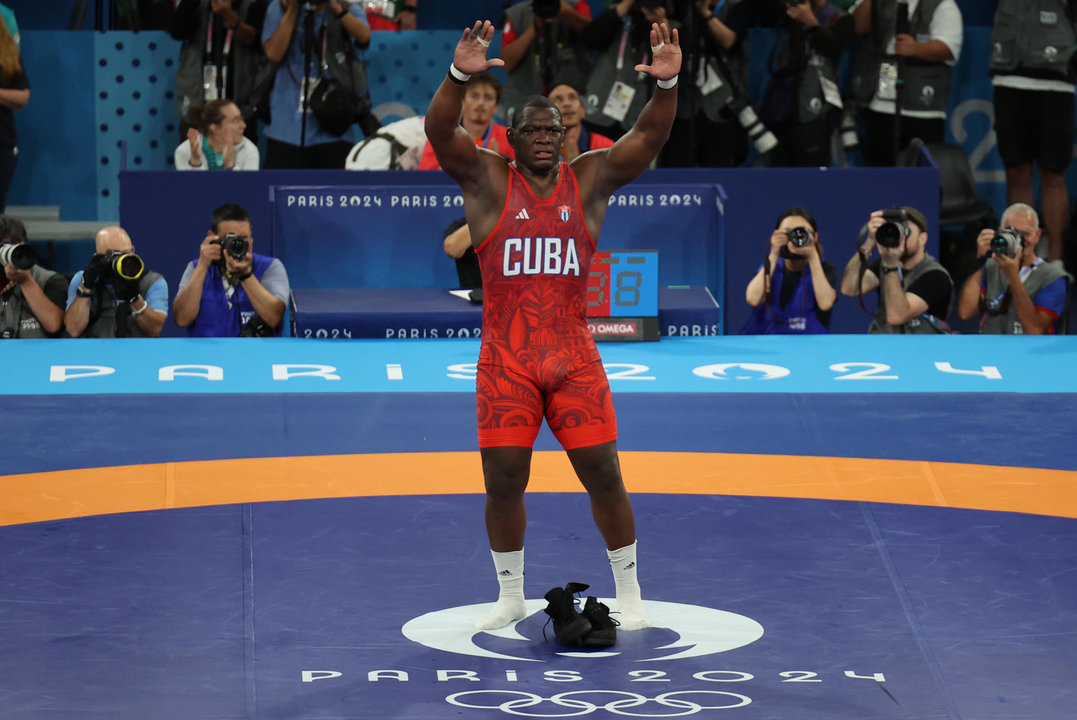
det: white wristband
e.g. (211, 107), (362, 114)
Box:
(448, 64), (471, 84)
(657, 76), (678, 90)
(131, 297), (148, 316)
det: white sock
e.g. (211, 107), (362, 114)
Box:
(474, 549), (527, 630)
(608, 541), (649, 630)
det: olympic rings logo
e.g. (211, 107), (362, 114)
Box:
(446, 690), (752, 716)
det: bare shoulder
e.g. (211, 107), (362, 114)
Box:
(569, 149), (614, 205)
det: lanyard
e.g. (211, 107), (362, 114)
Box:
(616, 16), (631, 71)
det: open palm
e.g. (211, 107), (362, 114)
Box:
(453, 20), (506, 75)
(634, 23), (682, 81)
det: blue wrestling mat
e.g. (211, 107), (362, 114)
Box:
(2, 336), (1076, 719)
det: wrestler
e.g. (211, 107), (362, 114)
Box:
(425, 19), (681, 632)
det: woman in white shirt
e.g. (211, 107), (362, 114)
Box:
(175, 99), (260, 171)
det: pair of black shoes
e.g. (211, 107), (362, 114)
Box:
(542, 582), (618, 648)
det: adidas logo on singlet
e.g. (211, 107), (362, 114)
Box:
(515, 209), (531, 220)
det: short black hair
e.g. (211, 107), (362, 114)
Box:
(775, 205), (818, 233)
(211, 203), (252, 233)
(0, 214), (27, 244)
(511, 96), (562, 130)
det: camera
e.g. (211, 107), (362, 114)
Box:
(103, 249), (145, 281)
(239, 316), (275, 337)
(0, 242), (36, 270)
(786, 227), (813, 248)
(876, 209), (911, 249)
(991, 226), (1023, 258)
(214, 233), (250, 260)
(531, 0), (560, 19)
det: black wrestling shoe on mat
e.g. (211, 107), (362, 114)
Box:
(580, 596), (618, 648)
(543, 582), (592, 646)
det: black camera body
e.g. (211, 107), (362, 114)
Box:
(991, 226), (1023, 258)
(876, 209), (911, 249)
(786, 226), (813, 248)
(103, 249), (145, 281)
(0, 242), (36, 270)
(215, 233), (250, 260)
(532, 0), (560, 19)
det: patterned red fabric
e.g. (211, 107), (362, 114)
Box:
(475, 163), (616, 450)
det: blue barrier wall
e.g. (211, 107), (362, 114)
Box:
(119, 165), (938, 336)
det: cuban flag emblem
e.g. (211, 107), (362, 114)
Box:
(558, 205), (571, 222)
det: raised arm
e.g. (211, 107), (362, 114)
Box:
(588, 23), (681, 198)
(425, 20), (505, 189)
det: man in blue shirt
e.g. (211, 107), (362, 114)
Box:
(261, 0), (371, 168)
(172, 203), (290, 337)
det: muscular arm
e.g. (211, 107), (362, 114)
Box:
(426, 21), (505, 193)
(585, 23), (680, 201)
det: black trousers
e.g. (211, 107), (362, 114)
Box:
(863, 109), (944, 167)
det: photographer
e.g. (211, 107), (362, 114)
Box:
(500, 0), (593, 125)
(742, 206), (837, 333)
(757, 0), (852, 167)
(839, 206), (952, 333)
(958, 203), (1071, 335)
(64, 226), (168, 338)
(0, 215), (66, 338)
(660, 0), (753, 167)
(261, 0), (373, 169)
(172, 203), (290, 337)
(170, 0), (268, 143)
(850, 0), (963, 166)
(581, 0), (673, 139)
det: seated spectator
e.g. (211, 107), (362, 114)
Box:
(500, 0), (592, 125)
(363, 0), (418, 30)
(418, 73), (514, 170)
(442, 217), (482, 291)
(175, 99), (260, 170)
(173, 203), (290, 337)
(262, 0), (372, 169)
(839, 206), (952, 333)
(345, 115), (427, 170)
(170, 0), (267, 142)
(548, 78), (614, 161)
(65, 226), (169, 338)
(958, 203), (1072, 335)
(0, 215), (66, 338)
(0, 18), (27, 213)
(741, 205), (837, 334)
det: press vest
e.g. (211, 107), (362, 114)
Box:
(584, 14), (653, 130)
(990, 0), (1076, 82)
(175, 0), (258, 119)
(740, 258), (829, 335)
(852, 0), (952, 113)
(0, 265), (62, 338)
(502, 0), (593, 118)
(186, 253), (279, 337)
(980, 259), (1071, 334)
(869, 253), (951, 334)
(85, 271), (165, 338)
(676, 0), (749, 123)
(795, 4), (844, 124)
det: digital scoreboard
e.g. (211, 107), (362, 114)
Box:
(586, 250), (660, 341)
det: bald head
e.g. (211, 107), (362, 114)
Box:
(95, 226), (134, 254)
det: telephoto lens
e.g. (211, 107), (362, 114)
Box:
(531, 0), (560, 19)
(0, 242), (36, 270)
(104, 249), (146, 281)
